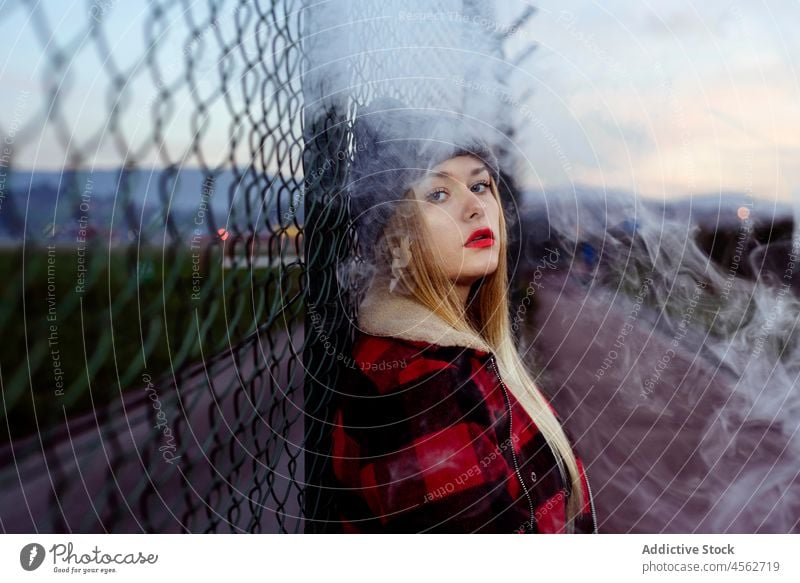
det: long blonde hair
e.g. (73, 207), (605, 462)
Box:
(374, 167), (586, 531)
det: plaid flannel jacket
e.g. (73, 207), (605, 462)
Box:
(328, 280), (598, 534)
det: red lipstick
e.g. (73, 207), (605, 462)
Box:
(464, 227), (495, 248)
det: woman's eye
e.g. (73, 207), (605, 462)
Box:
(471, 181), (490, 193)
(426, 189), (448, 202)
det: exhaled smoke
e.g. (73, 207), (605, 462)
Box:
(305, 1), (518, 302)
(522, 188), (800, 532)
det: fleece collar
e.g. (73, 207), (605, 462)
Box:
(357, 277), (492, 353)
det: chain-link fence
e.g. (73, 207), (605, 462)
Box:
(0, 0), (535, 533)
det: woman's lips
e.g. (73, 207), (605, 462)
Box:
(464, 237), (495, 248)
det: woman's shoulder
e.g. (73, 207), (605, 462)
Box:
(352, 329), (491, 359)
(347, 331), (491, 395)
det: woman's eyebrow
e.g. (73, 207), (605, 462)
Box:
(428, 165), (489, 180)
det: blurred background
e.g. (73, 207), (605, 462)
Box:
(0, 0), (798, 533)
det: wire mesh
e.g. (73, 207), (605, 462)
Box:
(0, 0), (533, 532)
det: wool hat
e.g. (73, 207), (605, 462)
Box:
(347, 97), (500, 265)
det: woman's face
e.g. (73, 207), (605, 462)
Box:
(410, 155), (501, 297)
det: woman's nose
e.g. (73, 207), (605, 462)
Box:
(462, 186), (486, 220)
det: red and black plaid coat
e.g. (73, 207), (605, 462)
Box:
(329, 328), (598, 534)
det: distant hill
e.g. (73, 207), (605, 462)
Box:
(0, 167), (303, 244)
(520, 185), (795, 228)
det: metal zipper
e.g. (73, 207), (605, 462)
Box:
(488, 354), (598, 534)
(487, 355), (536, 533)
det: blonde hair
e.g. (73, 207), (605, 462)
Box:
(374, 167), (586, 532)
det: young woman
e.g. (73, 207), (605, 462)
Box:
(329, 99), (598, 533)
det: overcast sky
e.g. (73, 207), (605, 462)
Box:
(1, 1), (798, 204)
(500, 1), (800, 203)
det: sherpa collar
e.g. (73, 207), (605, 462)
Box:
(357, 277), (492, 353)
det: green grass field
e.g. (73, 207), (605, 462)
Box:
(0, 244), (302, 440)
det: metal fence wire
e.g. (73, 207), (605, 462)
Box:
(0, 0), (535, 533)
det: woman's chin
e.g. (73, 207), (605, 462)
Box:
(453, 265), (499, 283)
(470, 258), (499, 276)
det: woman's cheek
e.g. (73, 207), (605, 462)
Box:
(427, 217), (458, 246)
